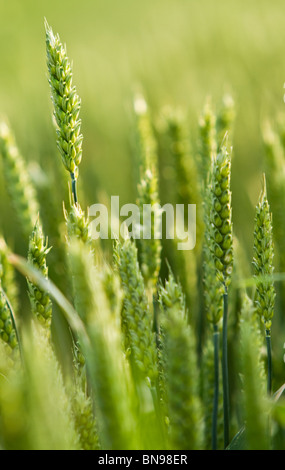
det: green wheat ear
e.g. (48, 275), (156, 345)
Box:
(71, 387), (100, 450)
(27, 218), (53, 330)
(203, 184), (224, 326)
(210, 143), (233, 288)
(45, 20), (83, 201)
(136, 168), (162, 294)
(0, 285), (18, 351)
(134, 95), (162, 295)
(64, 201), (93, 248)
(0, 121), (39, 238)
(252, 175), (275, 395)
(252, 175), (275, 331)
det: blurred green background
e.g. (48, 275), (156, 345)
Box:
(0, 0), (285, 259)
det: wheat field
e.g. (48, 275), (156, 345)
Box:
(0, 0), (285, 451)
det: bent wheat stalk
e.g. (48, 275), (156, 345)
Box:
(210, 143), (233, 448)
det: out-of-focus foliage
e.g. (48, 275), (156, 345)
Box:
(1, 0), (285, 251)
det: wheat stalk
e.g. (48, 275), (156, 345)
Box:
(45, 20), (83, 203)
(252, 175), (275, 394)
(209, 142), (233, 448)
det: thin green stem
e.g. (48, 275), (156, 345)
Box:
(71, 172), (78, 204)
(222, 285), (230, 448)
(265, 329), (272, 395)
(212, 324), (219, 450)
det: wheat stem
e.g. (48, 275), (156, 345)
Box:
(222, 284), (230, 448)
(265, 329), (272, 395)
(212, 324), (220, 450)
(71, 172), (78, 204)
